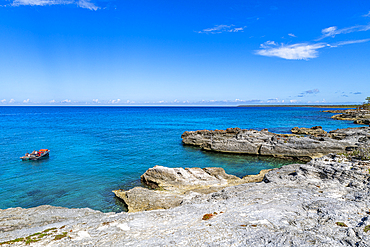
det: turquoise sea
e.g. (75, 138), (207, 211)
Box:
(0, 106), (357, 212)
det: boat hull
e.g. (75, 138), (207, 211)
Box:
(20, 151), (50, 161)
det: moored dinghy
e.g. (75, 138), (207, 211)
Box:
(20, 149), (50, 160)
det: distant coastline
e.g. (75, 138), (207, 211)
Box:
(237, 104), (358, 108)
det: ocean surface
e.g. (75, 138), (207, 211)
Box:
(0, 106), (357, 212)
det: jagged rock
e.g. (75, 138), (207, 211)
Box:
(291, 126), (327, 136)
(327, 109), (370, 125)
(182, 127), (370, 160)
(2, 155), (370, 246)
(113, 166), (271, 212)
(328, 126), (370, 142)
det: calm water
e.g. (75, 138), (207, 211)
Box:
(0, 106), (356, 212)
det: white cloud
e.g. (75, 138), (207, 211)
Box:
(256, 42), (326, 60)
(260, 40), (277, 48)
(77, 0), (98, 10)
(321, 26), (338, 38)
(23, 99), (30, 103)
(61, 99), (71, 103)
(197, 24), (246, 34)
(9, 99), (15, 103)
(330, 38), (370, 47)
(318, 24), (370, 40)
(257, 37), (370, 60)
(1, 99), (6, 103)
(109, 99), (121, 104)
(92, 99), (99, 103)
(49, 99), (56, 103)
(363, 11), (370, 17)
(266, 98), (280, 103)
(288, 33), (296, 37)
(10, 0), (99, 10)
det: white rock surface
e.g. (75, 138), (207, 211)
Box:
(1, 155), (370, 246)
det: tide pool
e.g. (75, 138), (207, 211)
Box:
(0, 106), (357, 212)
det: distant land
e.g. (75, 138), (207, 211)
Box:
(237, 105), (358, 108)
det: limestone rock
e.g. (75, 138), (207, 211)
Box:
(114, 166), (271, 212)
(141, 166), (240, 192)
(327, 109), (370, 125)
(182, 127), (370, 160)
(2, 155), (370, 246)
(291, 126), (327, 136)
(112, 187), (185, 213)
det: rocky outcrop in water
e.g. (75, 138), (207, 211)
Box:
(181, 127), (370, 161)
(324, 109), (370, 125)
(2, 155), (370, 246)
(291, 126), (327, 136)
(113, 166), (271, 212)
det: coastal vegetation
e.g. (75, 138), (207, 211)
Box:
(362, 97), (370, 110)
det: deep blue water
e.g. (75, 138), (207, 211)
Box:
(0, 106), (357, 212)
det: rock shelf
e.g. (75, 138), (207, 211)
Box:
(113, 166), (271, 212)
(181, 127), (370, 161)
(2, 154), (370, 246)
(323, 109), (370, 125)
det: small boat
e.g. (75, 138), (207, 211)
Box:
(20, 149), (50, 161)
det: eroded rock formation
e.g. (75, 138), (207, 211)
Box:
(323, 109), (370, 125)
(2, 155), (370, 246)
(182, 127), (370, 161)
(113, 166), (271, 212)
(291, 126), (327, 136)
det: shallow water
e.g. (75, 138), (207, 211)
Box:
(0, 106), (356, 212)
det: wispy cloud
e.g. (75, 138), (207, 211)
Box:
(10, 0), (99, 10)
(256, 42), (326, 60)
(305, 89), (319, 94)
(259, 40), (277, 48)
(317, 24), (370, 40)
(329, 38), (370, 47)
(1, 99), (6, 103)
(298, 89), (320, 97)
(257, 11), (370, 60)
(197, 24), (246, 34)
(257, 38), (370, 60)
(61, 99), (71, 103)
(23, 99), (30, 103)
(76, 0), (98, 10)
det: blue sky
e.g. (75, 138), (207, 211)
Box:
(0, 0), (369, 105)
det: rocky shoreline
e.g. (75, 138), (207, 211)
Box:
(323, 109), (370, 125)
(2, 154), (370, 246)
(181, 126), (370, 161)
(1, 123), (370, 246)
(113, 166), (272, 213)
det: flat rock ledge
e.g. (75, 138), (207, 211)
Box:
(181, 126), (370, 161)
(113, 166), (271, 213)
(323, 109), (370, 125)
(2, 155), (370, 246)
